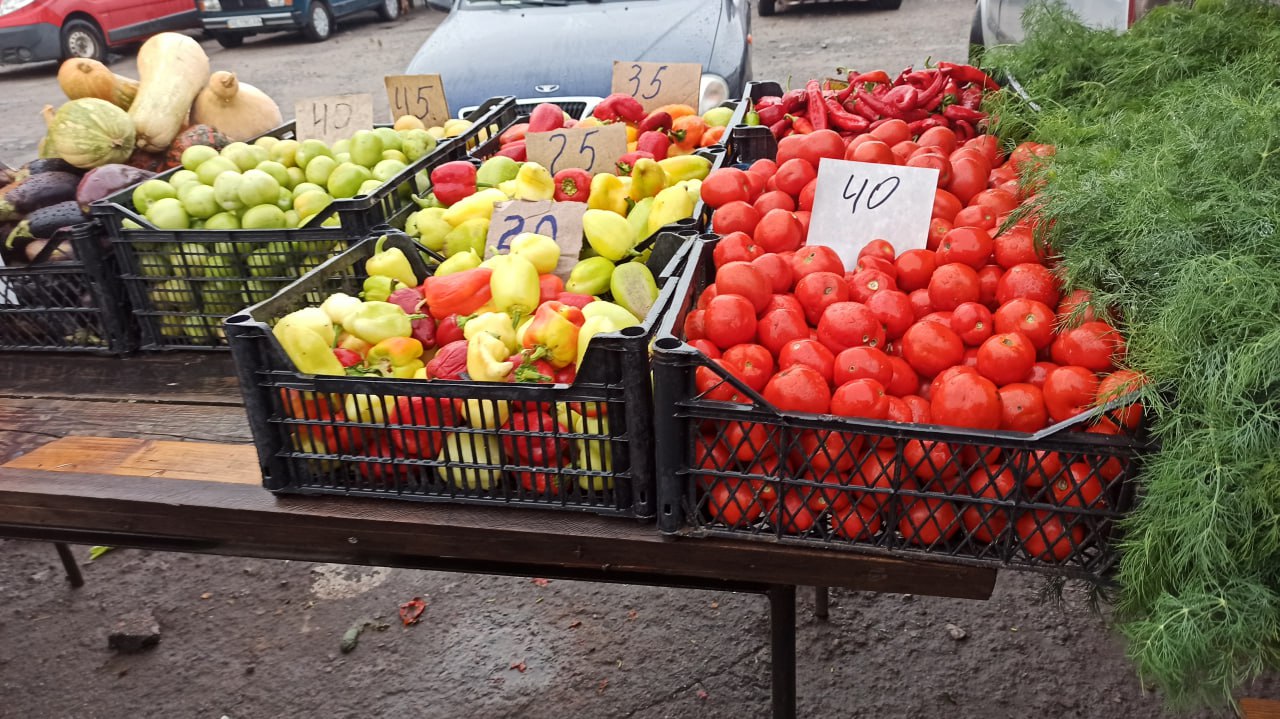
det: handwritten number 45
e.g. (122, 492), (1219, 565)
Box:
(626, 64), (667, 101)
(843, 175), (900, 215)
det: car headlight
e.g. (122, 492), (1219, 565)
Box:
(0, 0), (36, 17)
(266, 0), (291, 6)
(201, 0), (222, 11)
(699, 74), (730, 115)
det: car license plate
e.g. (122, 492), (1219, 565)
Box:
(227, 15), (264, 29)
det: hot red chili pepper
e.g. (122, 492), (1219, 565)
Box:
(908, 116), (949, 136)
(853, 70), (892, 85)
(639, 111), (673, 134)
(429, 161), (478, 206)
(902, 70), (935, 89)
(835, 72), (857, 103)
(856, 89), (894, 118)
(614, 150), (655, 176)
(636, 130), (671, 160)
(953, 119), (976, 142)
(823, 96), (870, 132)
(851, 98), (879, 120)
(804, 80), (828, 131)
(916, 72), (947, 108)
(961, 85), (985, 110)
(884, 84), (920, 113)
(898, 107), (932, 123)
(788, 114), (814, 134)
(937, 62), (1000, 91)
(553, 168), (592, 202)
(399, 597), (427, 626)
(769, 115), (794, 139)
(756, 102), (786, 126)
(872, 83), (891, 97)
(780, 88), (807, 113)
(893, 66), (914, 86)
(943, 105), (988, 122)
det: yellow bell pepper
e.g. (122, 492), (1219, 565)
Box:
(276, 307), (335, 346)
(627, 196), (655, 242)
(587, 173), (628, 216)
(647, 185), (696, 235)
(572, 408), (614, 486)
(523, 301), (583, 369)
(344, 393), (394, 424)
(274, 321), (343, 377)
(498, 178), (518, 198)
(443, 217), (489, 257)
(629, 158), (667, 202)
(467, 332), (513, 382)
(366, 336), (425, 378)
(489, 254), (540, 321)
(565, 256), (615, 296)
(576, 315), (619, 367)
(365, 235), (418, 288)
(657, 155), (712, 184)
(461, 397), (510, 429)
(319, 293), (362, 326)
(435, 249), (482, 276)
(625, 125), (638, 143)
(509, 232), (560, 274)
(513, 162), (555, 201)
(679, 179), (702, 207)
(343, 301), (413, 345)
(438, 433), (502, 490)
(442, 188), (508, 226)
(581, 300), (640, 328)
(582, 209), (634, 262)
(463, 311), (519, 354)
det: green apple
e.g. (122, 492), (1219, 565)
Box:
(213, 172), (245, 211)
(205, 212), (240, 230)
(304, 155), (338, 186)
(196, 156), (240, 186)
(326, 162), (372, 199)
(242, 204), (288, 230)
(373, 127), (402, 153)
(295, 139), (333, 169)
(237, 169), (282, 208)
(271, 139), (300, 168)
(179, 183), (219, 219)
(169, 169), (201, 189)
(255, 160), (291, 188)
(372, 159), (407, 183)
(181, 145), (220, 172)
(221, 142), (258, 172)
(348, 130), (384, 168)
(132, 179), (177, 214)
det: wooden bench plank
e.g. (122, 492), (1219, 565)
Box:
(3, 437), (261, 485)
(1242, 699), (1280, 719)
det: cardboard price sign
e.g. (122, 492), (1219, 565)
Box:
(611, 61), (701, 112)
(807, 158), (940, 266)
(525, 124), (627, 176)
(484, 200), (587, 280)
(384, 74), (450, 128)
(294, 94), (374, 145)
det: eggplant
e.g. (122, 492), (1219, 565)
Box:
(28, 200), (87, 239)
(76, 164), (155, 209)
(26, 158), (80, 176)
(5, 171), (79, 215)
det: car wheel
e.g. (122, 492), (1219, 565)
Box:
(303, 1), (334, 42)
(758, 0), (776, 16)
(378, 0), (401, 20)
(969, 5), (986, 65)
(60, 18), (107, 63)
(215, 33), (245, 49)
(870, 0), (903, 9)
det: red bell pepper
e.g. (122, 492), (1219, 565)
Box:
(539, 274), (565, 304)
(499, 123), (529, 145)
(639, 111), (673, 134)
(501, 409), (571, 465)
(422, 267), (493, 320)
(553, 168), (591, 202)
(755, 98), (786, 127)
(522, 301), (585, 368)
(514, 355), (557, 383)
(615, 150), (655, 176)
(636, 131), (671, 160)
(424, 339), (469, 380)
(333, 348), (362, 367)
(556, 292), (595, 309)
(495, 141), (527, 162)
(592, 93), (646, 124)
(389, 395), (456, 458)
(430, 161), (479, 206)
(435, 314), (464, 346)
(528, 103), (565, 133)
(554, 365), (576, 384)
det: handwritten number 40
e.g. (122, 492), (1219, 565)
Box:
(496, 213), (559, 251)
(626, 64), (667, 101)
(843, 175), (900, 215)
(313, 101), (353, 130)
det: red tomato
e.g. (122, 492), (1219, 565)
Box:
(794, 429), (859, 473)
(753, 189), (796, 216)
(686, 336), (722, 360)
(936, 227), (993, 269)
(833, 502), (883, 541)
(794, 271), (850, 325)
(977, 265), (1003, 308)
(700, 168), (752, 208)
(803, 129), (847, 166)
(991, 226), (1038, 269)
(716, 261), (771, 315)
(855, 255), (896, 277)
(960, 464), (1016, 543)
(696, 360), (746, 403)
(797, 180), (817, 212)
(870, 118), (911, 146)
(778, 339), (836, 386)
(773, 490), (819, 535)
(1057, 288), (1098, 325)
(917, 126), (958, 154)
(834, 345), (894, 387)
(805, 466), (854, 513)
(1008, 141), (1055, 172)
(932, 189), (962, 222)
(763, 364), (832, 414)
(757, 308), (809, 357)
(1026, 449), (1063, 489)
(748, 158), (778, 178)
(902, 394), (931, 423)
(997, 263), (1061, 308)
(976, 332), (1036, 386)
(706, 481), (765, 527)
(993, 298), (1056, 349)
(753, 209), (805, 254)
(764, 293), (805, 316)
(817, 301), (886, 353)
(931, 370), (1001, 429)
(793, 210), (812, 238)
(952, 204), (996, 230)
(901, 320), (964, 377)
(865, 289), (914, 340)
(971, 188), (1019, 217)
(908, 289), (934, 320)
(852, 139), (896, 165)
(950, 302), (994, 346)
(927, 262), (981, 311)
(692, 438), (731, 488)
(723, 344), (775, 392)
(964, 134), (1002, 166)
(711, 201), (761, 236)
(899, 498), (960, 546)
(894, 249), (937, 293)
(921, 311), (954, 327)
(684, 308), (707, 341)
(713, 231), (763, 267)
(1016, 511), (1084, 563)
(1050, 463), (1107, 510)
(1097, 369), (1146, 430)
(884, 395), (912, 424)
(791, 245), (845, 279)
(885, 356), (920, 397)
(831, 378), (890, 419)
(705, 294), (758, 349)
(741, 169), (766, 202)
(1042, 365), (1101, 422)
(775, 158), (817, 196)
(891, 140), (920, 165)
(900, 439), (959, 485)
(859, 239), (896, 262)
(997, 382), (1048, 432)
(907, 152), (953, 188)
(697, 284), (718, 311)
(1051, 322), (1125, 372)
(946, 156), (988, 204)
(1026, 361), (1057, 388)
(924, 217), (950, 252)
(751, 253), (795, 294)
(723, 420), (772, 462)
(775, 135), (806, 167)
(847, 268), (897, 303)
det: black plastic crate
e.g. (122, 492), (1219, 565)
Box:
(651, 235), (1151, 581)
(0, 221), (132, 354)
(225, 230), (697, 518)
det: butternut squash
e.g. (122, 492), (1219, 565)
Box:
(57, 58), (139, 110)
(129, 33), (210, 153)
(190, 71), (283, 141)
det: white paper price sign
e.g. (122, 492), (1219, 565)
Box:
(807, 158), (940, 266)
(294, 93), (374, 145)
(484, 200), (587, 280)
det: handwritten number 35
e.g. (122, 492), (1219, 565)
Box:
(626, 64), (667, 101)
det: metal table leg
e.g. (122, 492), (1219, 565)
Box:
(814, 586), (829, 620)
(53, 543), (84, 588)
(768, 585), (797, 719)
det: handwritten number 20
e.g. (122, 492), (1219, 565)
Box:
(626, 64), (667, 101)
(496, 213), (559, 251)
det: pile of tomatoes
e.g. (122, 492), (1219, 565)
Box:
(687, 122), (1144, 563)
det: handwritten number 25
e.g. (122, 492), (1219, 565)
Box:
(626, 64), (667, 101)
(548, 129), (598, 173)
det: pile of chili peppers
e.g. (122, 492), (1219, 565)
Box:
(754, 62), (998, 141)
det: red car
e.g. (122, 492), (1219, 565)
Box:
(0, 0), (198, 65)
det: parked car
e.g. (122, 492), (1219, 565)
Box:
(970, 0), (1169, 57)
(196, 0), (401, 48)
(406, 0), (751, 118)
(757, 0), (899, 18)
(0, 0), (198, 64)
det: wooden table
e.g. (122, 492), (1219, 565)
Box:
(0, 354), (996, 718)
